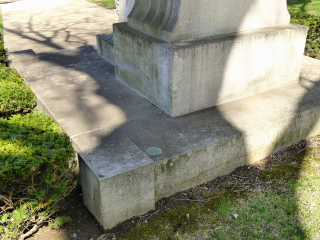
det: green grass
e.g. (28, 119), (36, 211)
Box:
(88, 0), (115, 9)
(288, 0), (320, 16)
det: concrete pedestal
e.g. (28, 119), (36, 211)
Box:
(76, 57), (320, 230)
(79, 138), (155, 229)
(114, 23), (307, 116)
(87, 0), (312, 230)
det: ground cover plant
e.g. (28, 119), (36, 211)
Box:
(0, 113), (76, 240)
(0, 7), (6, 65)
(290, 11), (320, 59)
(0, 9), (76, 240)
(0, 67), (36, 118)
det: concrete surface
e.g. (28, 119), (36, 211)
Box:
(96, 0), (135, 64)
(79, 138), (155, 229)
(114, 23), (307, 116)
(3, 0), (320, 231)
(97, 30), (114, 64)
(6, 49), (40, 67)
(128, 0), (290, 42)
(1, 0), (118, 53)
(118, 0), (135, 22)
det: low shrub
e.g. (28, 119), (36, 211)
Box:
(0, 39), (6, 65)
(0, 11), (7, 66)
(0, 81), (36, 118)
(0, 7), (75, 240)
(0, 112), (76, 239)
(290, 11), (320, 59)
(0, 66), (23, 83)
(0, 112), (75, 195)
(0, 66), (36, 118)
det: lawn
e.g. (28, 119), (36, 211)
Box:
(88, 0), (115, 9)
(288, 0), (320, 16)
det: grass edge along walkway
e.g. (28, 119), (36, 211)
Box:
(0, 7), (77, 240)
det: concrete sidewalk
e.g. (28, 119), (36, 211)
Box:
(2, 0), (320, 230)
(1, 0), (150, 141)
(1, 0), (118, 52)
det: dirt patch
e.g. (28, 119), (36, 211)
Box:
(28, 135), (320, 240)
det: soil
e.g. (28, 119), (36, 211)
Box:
(27, 135), (320, 240)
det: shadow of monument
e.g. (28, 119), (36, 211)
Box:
(3, 0), (320, 235)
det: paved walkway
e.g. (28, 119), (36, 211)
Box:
(1, 0), (160, 152)
(1, 0), (117, 52)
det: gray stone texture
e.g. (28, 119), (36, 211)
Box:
(114, 23), (308, 116)
(118, 0), (135, 22)
(73, 56), (320, 205)
(79, 138), (155, 229)
(128, 0), (290, 42)
(97, 30), (115, 64)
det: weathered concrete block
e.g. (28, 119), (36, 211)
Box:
(71, 56), (320, 230)
(128, 0), (290, 42)
(97, 29), (114, 64)
(114, 23), (308, 116)
(79, 138), (155, 230)
(96, 0), (135, 64)
(155, 105), (320, 200)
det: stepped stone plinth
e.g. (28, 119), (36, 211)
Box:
(82, 0), (314, 230)
(114, 0), (307, 116)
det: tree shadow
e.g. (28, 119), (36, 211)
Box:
(2, 0), (320, 238)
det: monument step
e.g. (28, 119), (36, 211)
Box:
(75, 57), (320, 229)
(14, 43), (320, 230)
(97, 30), (115, 65)
(114, 23), (307, 116)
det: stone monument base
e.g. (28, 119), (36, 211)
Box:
(97, 29), (114, 64)
(114, 23), (307, 116)
(78, 57), (320, 230)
